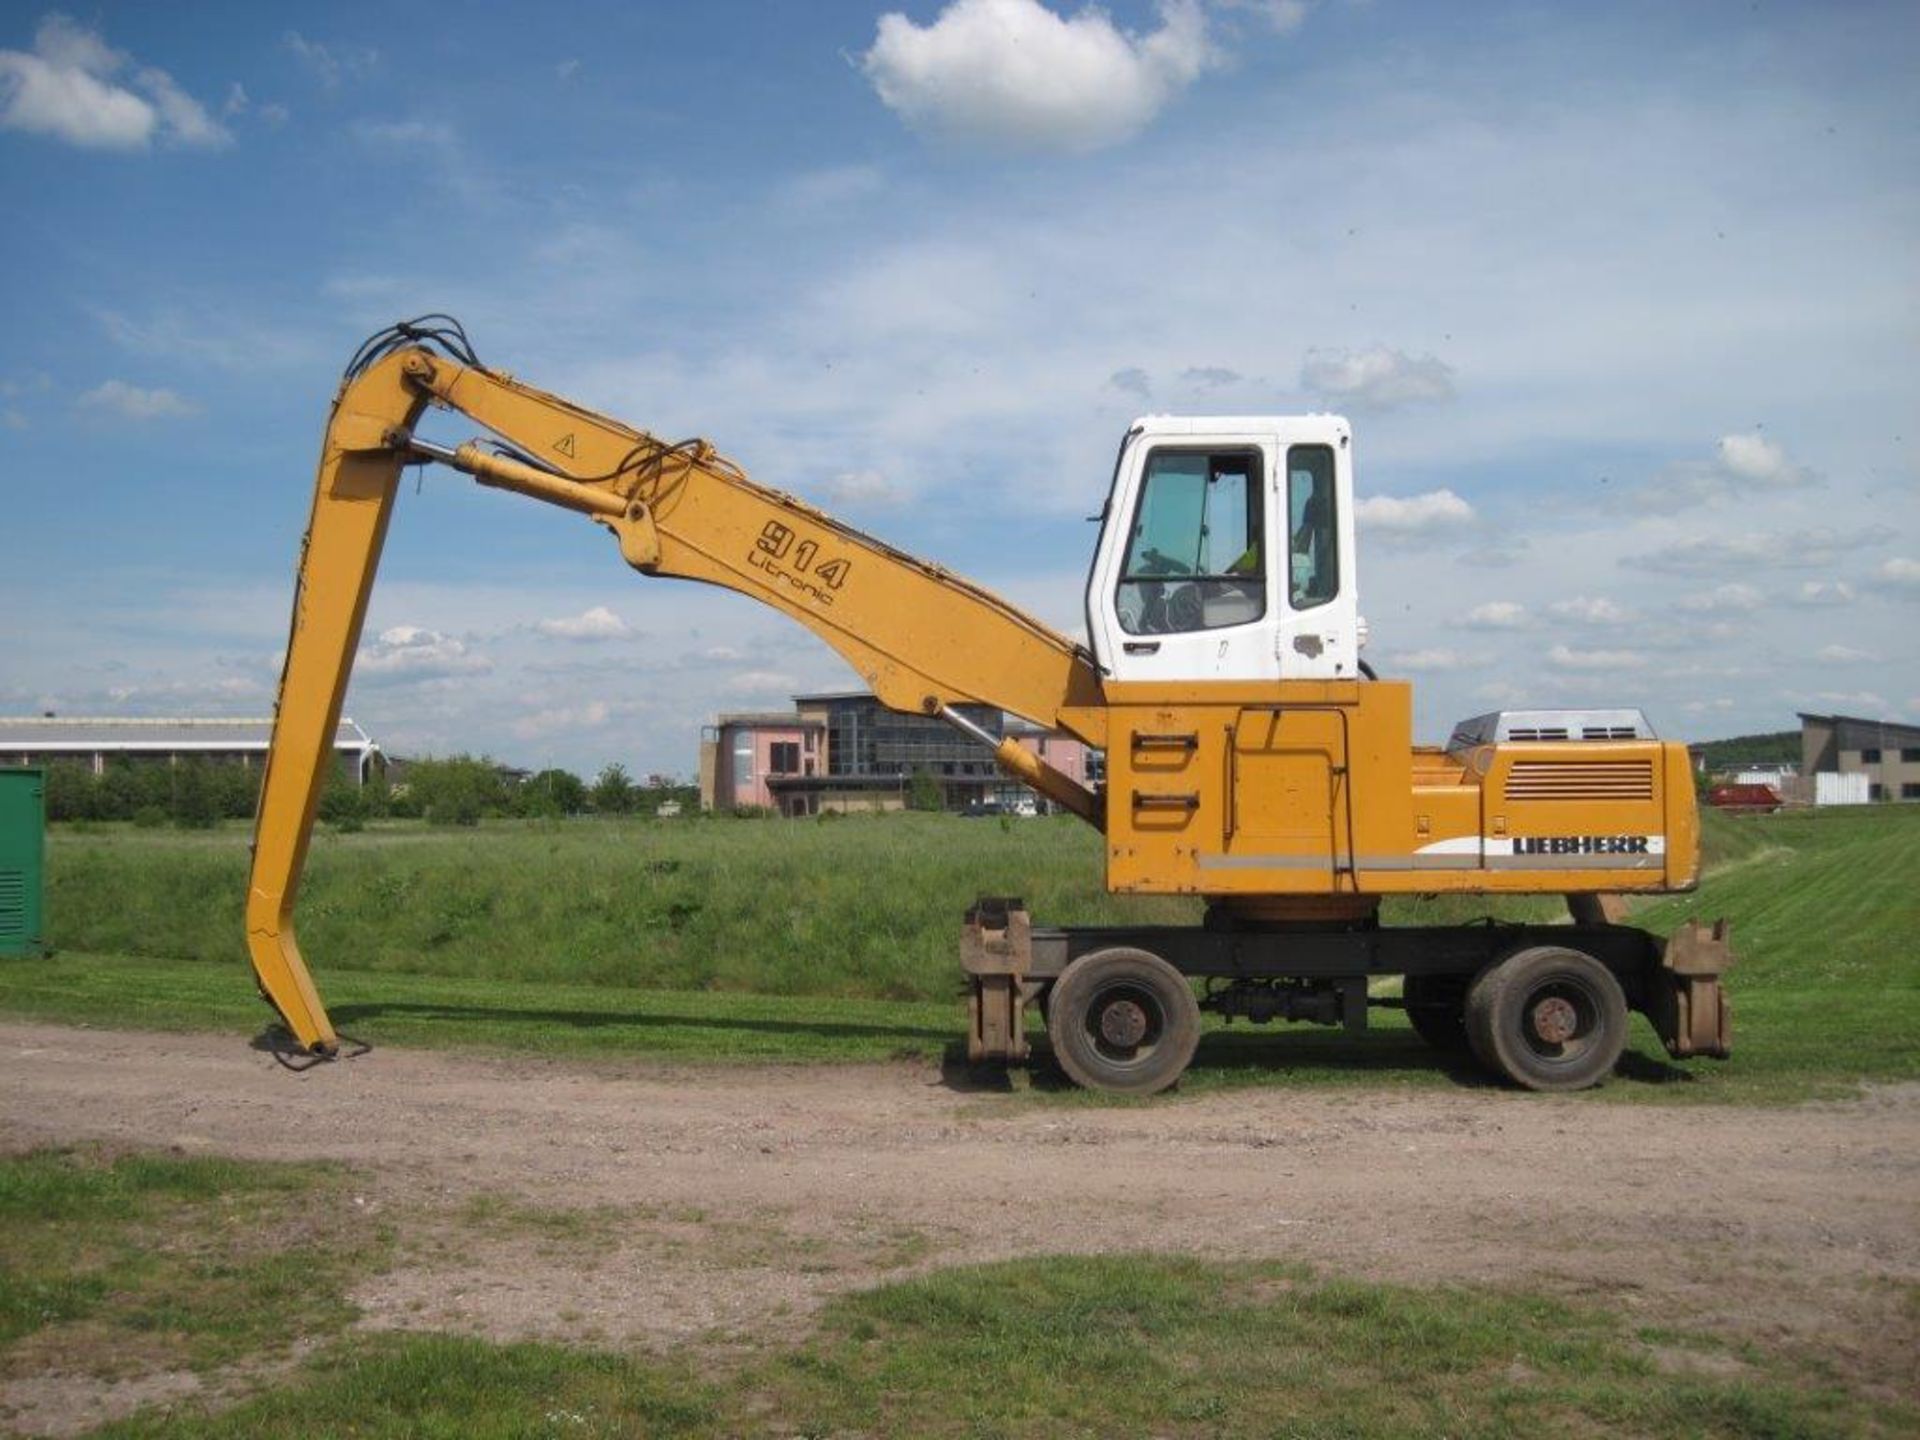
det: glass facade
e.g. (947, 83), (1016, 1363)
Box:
(818, 696), (1003, 778)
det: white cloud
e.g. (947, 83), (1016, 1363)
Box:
(1674, 582), (1763, 614)
(861, 0), (1214, 153)
(1870, 557), (1920, 592)
(820, 469), (901, 506)
(1108, 367), (1152, 400)
(1463, 601), (1528, 630)
(1546, 643), (1646, 671)
(0, 14), (229, 150)
(1816, 644), (1879, 663)
(138, 63), (226, 147)
(1548, 595), (1635, 624)
(100, 675), (264, 708)
(1645, 433), (1819, 510)
(1627, 526), (1892, 575)
(724, 669), (801, 696)
(352, 118), (455, 150)
(1795, 580), (1856, 607)
(357, 625), (492, 681)
(511, 699), (612, 740)
(283, 31), (378, 89)
(1457, 534), (1530, 569)
(1355, 488), (1474, 536)
(1218, 0), (1313, 33)
(1180, 365), (1242, 390)
(1713, 434), (1809, 489)
(1789, 689), (1892, 715)
(535, 605), (631, 641)
(1384, 648), (1486, 672)
(774, 164), (884, 212)
(75, 379), (196, 419)
(1300, 346), (1455, 410)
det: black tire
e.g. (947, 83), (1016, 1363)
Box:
(1464, 946), (1629, 1092)
(1402, 974), (1469, 1051)
(1046, 947), (1200, 1095)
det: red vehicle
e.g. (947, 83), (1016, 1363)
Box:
(1708, 783), (1781, 813)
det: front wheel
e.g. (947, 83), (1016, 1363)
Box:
(1046, 947), (1200, 1095)
(1465, 946), (1629, 1092)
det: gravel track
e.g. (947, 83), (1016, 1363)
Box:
(2, 1020), (1914, 1428)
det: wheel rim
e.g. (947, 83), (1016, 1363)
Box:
(1083, 982), (1166, 1066)
(1518, 977), (1603, 1065)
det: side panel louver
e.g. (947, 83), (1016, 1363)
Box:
(1506, 759), (1654, 801)
(0, 871), (23, 941)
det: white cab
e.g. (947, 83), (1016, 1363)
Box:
(1085, 416), (1359, 683)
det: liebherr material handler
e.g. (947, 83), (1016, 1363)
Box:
(249, 318), (1733, 1094)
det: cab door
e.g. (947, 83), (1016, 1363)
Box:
(1088, 433), (1281, 684)
(1273, 435), (1361, 680)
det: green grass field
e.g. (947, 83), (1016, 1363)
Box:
(4, 805), (1915, 1103)
(5, 813), (1915, 1436)
(3, 1150), (1904, 1440)
(0, 1149), (382, 1389)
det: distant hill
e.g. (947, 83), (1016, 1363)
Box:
(1691, 729), (1800, 772)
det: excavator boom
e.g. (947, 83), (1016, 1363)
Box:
(249, 318), (1730, 1092)
(248, 323), (1104, 1054)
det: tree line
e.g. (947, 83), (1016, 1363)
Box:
(39, 757), (697, 829)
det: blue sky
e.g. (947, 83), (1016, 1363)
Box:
(2, 0), (1915, 778)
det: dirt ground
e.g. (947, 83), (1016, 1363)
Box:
(3, 1021), (1916, 1432)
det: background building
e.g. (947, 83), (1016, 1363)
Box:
(699, 710), (827, 814)
(0, 716), (382, 785)
(1799, 712), (1920, 802)
(699, 693), (1099, 815)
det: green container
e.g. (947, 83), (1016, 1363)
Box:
(0, 768), (47, 957)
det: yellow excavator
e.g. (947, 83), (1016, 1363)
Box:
(248, 317), (1733, 1093)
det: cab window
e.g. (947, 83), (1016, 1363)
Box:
(1116, 449), (1266, 635)
(1287, 445), (1338, 608)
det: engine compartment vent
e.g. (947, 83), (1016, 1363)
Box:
(1449, 708), (1656, 751)
(1506, 759), (1655, 802)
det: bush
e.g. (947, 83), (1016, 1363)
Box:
(131, 805), (167, 829)
(524, 769), (587, 816)
(318, 770), (369, 830)
(43, 764), (99, 822)
(213, 764), (262, 819)
(907, 767), (943, 813)
(440, 791), (482, 827)
(402, 756), (510, 824)
(169, 762), (222, 830)
(591, 763), (634, 815)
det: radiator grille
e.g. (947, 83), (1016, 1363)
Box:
(0, 871), (23, 940)
(1506, 760), (1654, 802)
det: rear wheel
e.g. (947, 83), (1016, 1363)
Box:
(1046, 947), (1200, 1095)
(1465, 946), (1628, 1092)
(1402, 974), (1469, 1051)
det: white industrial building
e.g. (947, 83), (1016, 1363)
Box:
(0, 716), (383, 785)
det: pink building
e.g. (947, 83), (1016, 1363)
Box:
(699, 712), (826, 815)
(1006, 726), (1101, 787)
(699, 698), (1106, 817)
